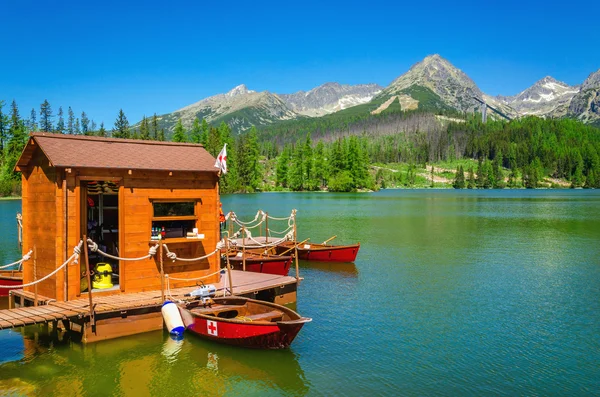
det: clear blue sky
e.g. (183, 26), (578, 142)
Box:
(1, 0), (599, 128)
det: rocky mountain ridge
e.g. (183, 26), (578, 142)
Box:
(144, 56), (600, 134)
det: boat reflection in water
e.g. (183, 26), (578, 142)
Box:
(299, 259), (359, 277)
(0, 326), (309, 396)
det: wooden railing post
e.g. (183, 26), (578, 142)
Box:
(226, 238), (233, 296)
(82, 235), (96, 334)
(293, 210), (299, 281)
(33, 245), (38, 307)
(159, 241), (165, 303)
(265, 212), (269, 243)
(242, 226), (246, 271)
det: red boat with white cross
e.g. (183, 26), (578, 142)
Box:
(177, 296), (311, 349)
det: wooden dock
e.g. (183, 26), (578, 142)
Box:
(0, 270), (298, 342)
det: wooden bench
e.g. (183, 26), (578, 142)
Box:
(246, 310), (283, 322)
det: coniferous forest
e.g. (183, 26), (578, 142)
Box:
(1, 98), (599, 197)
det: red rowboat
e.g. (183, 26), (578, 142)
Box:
(0, 271), (22, 297)
(222, 251), (292, 276)
(178, 296), (311, 349)
(276, 241), (360, 262)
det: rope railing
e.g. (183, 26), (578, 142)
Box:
(0, 250), (32, 270)
(87, 238), (159, 261)
(162, 240), (225, 263)
(0, 241), (83, 289)
(232, 232), (293, 249)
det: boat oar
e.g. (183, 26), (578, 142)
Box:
(322, 235), (337, 245)
(278, 238), (310, 257)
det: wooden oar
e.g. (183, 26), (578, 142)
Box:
(278, 238), (310, 257)
(322, 235), (337, 245)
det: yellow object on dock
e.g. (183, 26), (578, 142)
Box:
(92, 263), (113, 289)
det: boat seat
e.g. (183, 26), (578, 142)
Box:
(246, 310), (283, 322)
(192, 305), (247, 315)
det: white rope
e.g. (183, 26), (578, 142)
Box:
(233, 232), (292, 249)
(87, 238), (158, 261)
(231, 210), (265, 226)
(0, 250), (33, 270)
(0, 241), (83, 289)
(262, 224), (293, 235)
(266, 210), (295, 221)
(162, 243), (221, 263)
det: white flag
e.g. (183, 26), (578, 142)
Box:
(214, 144), (227, 174)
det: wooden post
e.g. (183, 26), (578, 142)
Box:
(159, 241), (165, 303)
(33, 245), (38, 307)
(8, 291), (12, 309)
(82, 234), (96, 334)
(265, 212), (269, 243)
(63, 177), (68, 302)
(242, 227), (246, 271)
(226, 238), (233, 296)
(293, 210), (299, 281)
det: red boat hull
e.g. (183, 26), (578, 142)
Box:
(224, 253), (292, 276)
(178, 297), (310, 349)
(0, 273), (22, 297)
(185, 316), (306, 349)
(277, 243), (360, 262)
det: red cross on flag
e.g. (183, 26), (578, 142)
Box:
(207, 320), (218, 336)
(214, 144), (228, 174)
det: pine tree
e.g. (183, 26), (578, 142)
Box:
(303, 133), (316, 190)
(313, 141), (327, 188)
(476, 158), (485, 188)
(74, 118), (81, 135)
(55, 106), (65, 134)
(172, 119), (187, 142)
(158, 128), (165, 141)
(5, 100), (27, 179)
(190, 117), (202, 143)
(246, 125), (261, 190)
(67, 106), (75, 134)
(81, 111), (90, 135)
(139, 116), (150, 140)
(206, 126), (221, 156)
(276, 145), (291, 188)
(200, 119), (209, 145)
(39, 99), (53, 132)
(98, 122), (107, 137)
(151, 113), (159, 140)
(453, 165), (465, 189)
(29, 108), (37, 132)
(467, 166), (476, 189)
(112, 109), (130, 138)
(90, 120), (97, 134)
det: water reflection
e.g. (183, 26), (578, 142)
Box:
(0, 327), (309, 396)
(300, 259), (358, 276)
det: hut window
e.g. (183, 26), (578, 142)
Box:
(151, 200), (198, 239)
(153, 202), (195, 218)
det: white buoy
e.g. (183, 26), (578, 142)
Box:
(161, 301), (185, 336)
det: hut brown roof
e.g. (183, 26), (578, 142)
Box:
(16, 132), (218, 172)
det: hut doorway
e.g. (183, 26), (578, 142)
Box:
(81, 180), (121, 293)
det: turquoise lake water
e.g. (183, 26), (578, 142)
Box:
(0, 190), (599, 396)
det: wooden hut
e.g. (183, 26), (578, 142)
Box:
(15, 132), (221, 302)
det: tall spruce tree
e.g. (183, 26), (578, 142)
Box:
(81, 111), (90, 135)
(67, 106), (75, 134)
(55, 106), (65, 134)
(139, 116), (150, 140)
(0, 101), (8, 154)
(190, 117), (202, 143)
(151, 113), (159, 140)
(172, 119), (187, 142)
(453, 165), (465, 189)
(467, 166), (476, 189)
(29, 108), (37, 132)
(97, 122), (107, 137)
(39, 99), (53, 132)
(112, 109), (130, 138)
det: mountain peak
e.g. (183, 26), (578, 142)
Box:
(226, 84), (254, 97)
